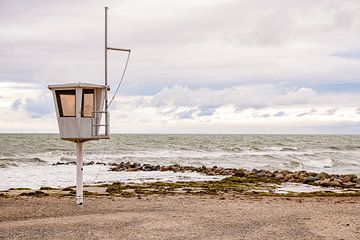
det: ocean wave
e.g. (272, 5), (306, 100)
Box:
(0, 157), (46, 168)
(285, 160), (302, 168)
(59, 157), (76, 162)
(249, 147), (261, 151)
(267, 146), (298, 151)
(327, 146), (342, 151)
(280, 147), (298, 151)
(223, 147), (242, 152)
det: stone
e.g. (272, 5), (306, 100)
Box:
(314, 180), (322, 185)
(320, 178), (331, 186)
(84, 161), (95, 166)
(329, 180), (341, 187)
(280, 170), (291, 176)
(126, 168), (138, 172)
(233, 169), (246, 177)
(223, 169), (233, 175)
(275, 173), (284, 180)
(339, 176), (351, 183)
(303, 176), (320, 184)
(342, 182), (355, 188)
(160, 166), (170, 171)
(285, 174), (294, 181)
(317, 172), (330, 179)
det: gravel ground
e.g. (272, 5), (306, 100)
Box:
(0, 195), (360, 240)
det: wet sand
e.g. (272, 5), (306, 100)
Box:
(1, 195), (360, 240)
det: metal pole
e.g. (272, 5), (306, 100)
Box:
(105, 6), (108, 86)
(105, 6), (109, 136)
(76, 142), (84, 206)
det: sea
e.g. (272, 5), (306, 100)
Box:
(1, 134), (360, 190)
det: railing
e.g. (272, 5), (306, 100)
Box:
(91, 110), (109, 137)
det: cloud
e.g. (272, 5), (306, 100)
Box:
(332, 49), (360, 59)
(273, 111), (287, 117)
(0, 83), (359, 133)
(176, 110), (195, 119)
(324, 108), (338, 115)
(11, 98), (21, 111)
(104, 84), (360, 133)
(198, 106), (216, 117)
(134, 84), (360, 114)
(24, 95), (54, 118)
(1, 0), (360, 91)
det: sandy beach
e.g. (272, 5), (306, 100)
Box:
(1, 194), (360, 240)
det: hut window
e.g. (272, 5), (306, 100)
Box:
(55, 90), (76, 117)
(82, 89), (94, 117)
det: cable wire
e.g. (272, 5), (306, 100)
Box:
(108, 50), (131, 106)
(93, 139), (107, 183)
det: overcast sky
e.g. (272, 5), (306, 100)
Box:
(1, 0), (360, 133)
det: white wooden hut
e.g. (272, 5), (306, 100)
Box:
(48, 83), (109, 141)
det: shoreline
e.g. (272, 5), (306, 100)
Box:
(2, 163), (360, 198)
(2, 173), (360, 199)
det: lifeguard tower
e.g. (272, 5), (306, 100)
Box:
(48, 83), (109, 141)
(48, 7), (130, 205)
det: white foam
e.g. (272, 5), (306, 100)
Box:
(0, 165), (224, 190)
(275, 182), (343, 194)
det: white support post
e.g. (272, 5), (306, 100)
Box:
(76, 142), (84, 206)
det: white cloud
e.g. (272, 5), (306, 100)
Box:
(1, 82), (359, 133)
(102, 84), (360, 133)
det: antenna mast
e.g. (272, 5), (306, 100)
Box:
(104, 6), (130, 136)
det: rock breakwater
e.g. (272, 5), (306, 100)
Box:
(110, 162), (360, 189)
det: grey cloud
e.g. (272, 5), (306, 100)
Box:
(296, 108), (317, 117)
(11, 98), (22, 111)
(332, 49), (360, 59)
(273, 111), (287, 117)
(198, 107), (216, 117)
(297, 112), (307, 117)
(24, 95), (54, 118)
(176, 110), (195, 119)
(1, 0), (360, 91)
(130, 84), (360, 122)
(252, 113), (270, 118)
(324, 108), (338, 115)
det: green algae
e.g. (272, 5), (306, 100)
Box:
(19, 190), (49, 197)
(9, 187), (31, 191)
(40, 186), (57, 190)
(61, 187), (74, 191)
(105, 176), (278, 197)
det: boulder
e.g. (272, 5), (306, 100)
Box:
(329, 180), (341, 187)
(342, 182), (356, 188)
(233, 169), (246, 177)
(160, 166), (170, 171)
(320, 178), (331, 186)
(275, 173), (284, 180)
(317, 172), (330, 179)
(303, 176), (320, 184)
